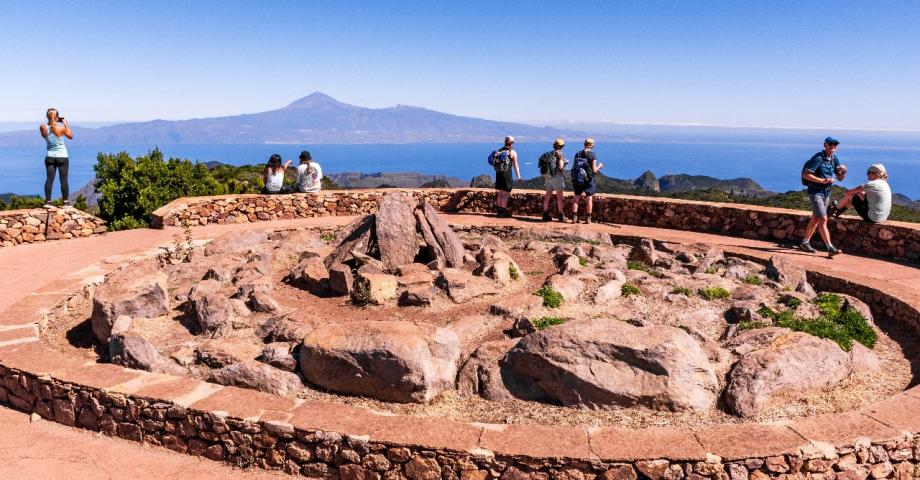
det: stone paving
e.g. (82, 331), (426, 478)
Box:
(1, 213), (919, 478)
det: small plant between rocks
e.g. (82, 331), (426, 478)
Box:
(698, 286), (730, 300)
(627, 260), (662, 278)
(532, 316), (566, 330)
(351, 280), (373, 307)
(578, 256), (589, 267)
(742, 274), (763, 286)
(509, 264), (521, 281)
(755, 294), (877, 351)
(621, 283), (641, 297)
(670, 286), (694, 297)
(534, 286), (564, 308)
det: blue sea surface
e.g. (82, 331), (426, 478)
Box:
(1, 140), (919, 199)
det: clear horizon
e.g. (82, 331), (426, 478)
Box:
(2, 1), (918, 129)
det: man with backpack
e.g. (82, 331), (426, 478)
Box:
(569, 138), (604, 223)
(798, 136), (847, 257)
(489, 136), (521, 218)
(539, 138), (567, 222)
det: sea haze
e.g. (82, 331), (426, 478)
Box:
(1, 137), (920, 199)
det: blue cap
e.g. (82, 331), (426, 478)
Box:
(824, 136), (840, 145)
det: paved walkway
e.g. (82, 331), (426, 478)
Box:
(1, 213), (918, 478)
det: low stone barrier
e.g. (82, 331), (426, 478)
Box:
(0, 207), (107, 247)
(151, 189), (920, 264)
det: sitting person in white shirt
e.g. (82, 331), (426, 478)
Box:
(830, 163), (892, 223)
(295, 150), (323, 193)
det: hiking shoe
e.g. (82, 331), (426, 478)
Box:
(42, 201), (53, 209)
(557, 214), (565, 222)
(798, 243), (817, 253)
(584, 216), (592, 224)
(828, 246), (841, 257)
(541, 213), (551, 222)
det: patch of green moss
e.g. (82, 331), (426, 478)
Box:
(509, 264), (521, 281)
(627, 261), (662, 278)
(742, 274), (763, 286)
(755, 294), (876, 351)
(698, 286), (730, 300)
(621, 283), (641, 297)
(532, 317), (566, 330)
(670, 286), (694, 297)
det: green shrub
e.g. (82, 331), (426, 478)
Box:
(698, 286), (730, 300)
(532, 317), (566, 330)
(351, 281), (372, 307)
(778, 295), (803, 309)
(320, 232), (335, 242)
(621, 283), (641, 297)
(742, 274), (763, 286)
(670, 286), (694, 296)
(756, 294), (877, 351)
(534, 286), (564, 308)
(578, 256), (589, 267)
(627, 260), (662, 278)
(509, 264), (521, 281)
(739, 320), (771, 330)
(704, 267), (717, 275)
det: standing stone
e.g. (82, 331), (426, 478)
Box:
(629, 238), (658, 265)
(91, 260), (169, 343)
(325, 215), (375, 268)
(414, 209), (446, 268)
(329, 263), (355, 296)
(421, 202), (465, 267)
(300, 321), (460, 403)
(375, 193), (420, 271)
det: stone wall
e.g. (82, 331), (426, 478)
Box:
(1, 366), (918, 479)
(0, 207), (107, 247)
(151, 189), (920, 264)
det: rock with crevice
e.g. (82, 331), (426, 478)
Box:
(764, 256), (815, 297)
(324, 215), (375, 268)
(375, 192), (420, 271)
(109, 332), (185, 375)
(457, 339), (545, 402)
(300, 321), (460, 403)
(421, 202), (466, 268)
(208, 360), (303, 396)
(91, 260), (169, 343)
(188, 279), (235, 338)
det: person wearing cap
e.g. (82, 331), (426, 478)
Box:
(798, 137), (847, 257)
(540, 138), (567, 222)
(569, 138), (603, 224)
(493, 136), (521, 218)
(829, 163), (891, 223)
(295, 150), (323, 193)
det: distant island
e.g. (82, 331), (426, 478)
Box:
(0, 92), (590, 146)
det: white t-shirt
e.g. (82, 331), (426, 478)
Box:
(265, 170), (285, 193)
(863, 178), (891, 223)
(296, 162), (323, 193)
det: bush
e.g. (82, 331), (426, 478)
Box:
(778, 295), (803, 309)
(509, 264), (521, 281)
(627, 260), (662, 278)
(578, 256), (589, 267)
(743, 274), (763, 286)
(532, 317), (566, 330)
(739, 320), (771, 330)
(698, 286), (730, 300)
(534, 286), (563, 308)
(621, 283), (641, 297)
(670, 286), (694, 297)
(703, 266), (717, 275)
(351, 280), (372, 307)
(755, 294), (877, 351)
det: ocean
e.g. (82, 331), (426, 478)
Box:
(2, 139), (920, 199)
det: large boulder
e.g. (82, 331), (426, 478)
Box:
(543, 274), (585, 303)
(421, 202), (465, 268)
(204, 230), (268, 256)
(208, 360), (303, 396)
(109, 332), (184, 375)
(91, 260), (169, 343)
(764, 256), (815, 296)
(329, 262), (354, 296)
(723, 331), (852, 417)
(629, 238), (658, 265)
(503, 319), (720, 411)
(299, 321), (460, 403)
(457, 339), (544, 401)
(354, 273), (398, 305)
(594, 272), (627, 305)
(188, 280), (235, 338)
(474, 249), (521, 286)
(838, 294), (875, 327)
(376, 193), (420, 271)
(438, 268), (499, 303)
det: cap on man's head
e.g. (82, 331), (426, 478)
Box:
(584, 137), (596, 147)
(504, 136), (515, 145)
(868, 163), (887, 175)
(553, 138), (565, 148)
(824, 136), (840, 145)
(299, 150), (312, 161)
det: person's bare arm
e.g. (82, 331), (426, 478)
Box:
(845, 185), (864, 195)
(282, 159), (293, 171)
(511, 151), (521, 179)
(61, 119), (73, 139)
(39, 124), (48, 138)
(592, 158), (604, 173)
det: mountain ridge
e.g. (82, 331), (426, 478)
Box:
(0, 92), (588, 146)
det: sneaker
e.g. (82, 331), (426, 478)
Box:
(62, 200), (71, 206)
(42, 201), (53, 209)
(541, 213), (551, 222)
(583, 216), (592, 224)
(798, 243), (817, 253)
(557, 214), (565, 222)
(827, 246), (841, 257)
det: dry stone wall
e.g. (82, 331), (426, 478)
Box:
(152, 189), (920, 263)
(0, 207), (106, 247)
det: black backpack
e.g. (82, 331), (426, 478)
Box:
(538, 151), (557, 175)
(488, 149), (512, 172)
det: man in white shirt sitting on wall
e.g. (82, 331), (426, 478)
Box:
(295, 150), (323, 193)
(830, 163), (892, 223)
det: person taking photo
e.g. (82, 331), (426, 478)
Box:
(39, 108), (73, 207)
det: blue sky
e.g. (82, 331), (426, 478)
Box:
(1, 0), (918, 129)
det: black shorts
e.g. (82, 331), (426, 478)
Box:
(852, 195), (875, 223)
(495, 170), (513, 192)
(573, 180), (596, 196)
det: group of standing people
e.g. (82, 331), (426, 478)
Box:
(490, 136), (604, 223)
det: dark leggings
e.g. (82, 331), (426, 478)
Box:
(44, 156), (69, 202)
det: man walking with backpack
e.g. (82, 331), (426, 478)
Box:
(489, 136), (521, 218)
(569, 138), (604, 223)
(539, 138), (567, 222)
(798, 136), (847, 257)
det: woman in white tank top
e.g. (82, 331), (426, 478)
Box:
(263, 154), (292, 194)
